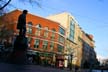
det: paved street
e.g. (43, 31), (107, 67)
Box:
(0, 63), (71, 72)
(1, 63), (108, 72)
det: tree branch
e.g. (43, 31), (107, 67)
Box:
(0, 0), (12, 10)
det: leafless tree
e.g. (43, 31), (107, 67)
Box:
(0, 0), (41, 40)
(0, 0), (41, 16)
(0, 0), (12, 10)
(0, 0), (41, 10)
(0, 14), (14, 41)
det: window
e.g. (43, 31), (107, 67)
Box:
(28, 37), (31, 43)
(42, 41), (48, 50)
(28, 22), (32, 26)
(69, 30), (74, 41)
(36, 24), (41, 28)
(35, 24), (41, 36)
(44, 27), (49, 38)
(35, 29), (41, 36)
(50, 42), (54, 51)
(27, 27), (32, 34)
(27, 22), (32, 34)
(59, 35), (65, 43)
(51, 29), (56, 40)
(52, 28), (56, 32)
(59, 27), (65, 35)
(44, 31), (48, 38)
(34, 39), (40, 48)
(58, 44), (64, 52)
(69, 20), (75, 41)
(44, 27), (48, 30)
(78, 37), (82, 42)
(51, 33), (55, 40)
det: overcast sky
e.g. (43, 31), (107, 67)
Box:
(8, 0), (108, 59)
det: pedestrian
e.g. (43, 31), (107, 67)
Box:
(17, 10), (28, 37)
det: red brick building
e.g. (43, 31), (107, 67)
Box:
(0, 10), (66, 66)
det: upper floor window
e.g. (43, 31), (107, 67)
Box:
(34, 39), (40, 48)
(28, 37), (31, 43)
(35, 24), (42, 36)
(58, 44), (64, 52)
(42, 40), (48, 50)
(59, 35), (65, 44)
(59, 27), (65, 35)
(44, 27), (49, 38)
(36, 24), (41, 28)
(27, 22), (32, 34)
(35, 29), (41, 36)
(51, 28), (56, 40)
(51, 33), (55, 40)
(50, 42), (54, 51)
(78, 37), (82, 42)
(69, 20), (75, 41)
(44, 27), (48, 30)
(44, 31), (48, 38)
(28, 22), (32, 26)
(52, 28), (56, 32)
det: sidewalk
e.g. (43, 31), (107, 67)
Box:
(0, 63), (71, 72)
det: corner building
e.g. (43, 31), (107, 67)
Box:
(47, 12), (97, 68)
(0, 10), (66, 67)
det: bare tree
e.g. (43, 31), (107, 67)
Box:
(0, 0), (11, 10)
(0, 0), (41, 10)
(0, 0), (41, 39)
(0, 25), (13, 39)
(0, 14), (15, 41)
(0, 0), (41, 16)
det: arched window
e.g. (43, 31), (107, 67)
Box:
(36, 24), (41, 28)
(27, 22), (32, 34)
(28, 22), (32, 26)
(35, 24), (41, 36)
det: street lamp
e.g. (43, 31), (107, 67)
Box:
(69, 54), (73, 70)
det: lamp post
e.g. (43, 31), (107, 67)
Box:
(69, 54), (73, 70)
